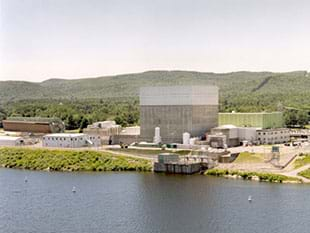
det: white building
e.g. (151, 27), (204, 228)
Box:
(257, 128), (290, 145)
(0, 135), (23, 146)
(42, 133), (101, 148)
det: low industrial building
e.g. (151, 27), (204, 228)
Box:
(0, 135), (24, 146)
(210, 125), (257, 147)
(83, 121), (122, 144)
(42, 133), (101, 148)
(111, 126), (140, 145)
(3, 117), (65, 134)
(219, 112), (284, 129)
(140, 85), (219, 143)
(257, 128), (290, 145)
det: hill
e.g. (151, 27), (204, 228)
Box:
(1, 70), (310, 111)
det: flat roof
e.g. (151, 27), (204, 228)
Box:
(44, 133), (86, 137)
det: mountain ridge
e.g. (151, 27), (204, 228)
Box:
(1, 70), (309, 110)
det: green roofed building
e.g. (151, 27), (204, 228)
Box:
(219, 112), (284, 129)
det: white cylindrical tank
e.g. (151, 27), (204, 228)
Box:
(182, 132), (190, 145)
(153, 127), (162, 144)
(189, 138), (197, 146)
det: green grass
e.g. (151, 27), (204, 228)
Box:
(298, 169), (310, 179)
(234, 152), (264, 163)
(294, 153), (310, 168)
(205, 168), (301, 183)
(65, 129), (80, 133)
(108, 148), (191, 156)
(0, 147), (152, 172)
(305, 125), (310, 129)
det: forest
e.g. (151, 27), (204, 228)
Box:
(0, 97), (308, 130)
(0, 70), (309, 129)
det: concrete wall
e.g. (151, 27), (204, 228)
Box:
(111, 134), (140, 145)
(140, 86), (219, 143)
(140, 105), (218, 143)
(238, 127), (257, 142)
(140, 86), (218, 106)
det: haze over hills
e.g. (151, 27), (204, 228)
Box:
(1, 70), (310, 110)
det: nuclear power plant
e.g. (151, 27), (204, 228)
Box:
(139, 86), (219, 143)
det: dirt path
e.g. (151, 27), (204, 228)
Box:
(99, 148), (155, 161)
(280, 164), (310, 183)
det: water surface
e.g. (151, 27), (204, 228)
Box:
(1, 169), (309, 233)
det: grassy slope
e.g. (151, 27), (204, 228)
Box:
(0, 147), (152, 172)
(294, 154), (310, 168)
(234, 152), (264, 163)
(1, 70), (310, 110)
(298, 169), (310, 179)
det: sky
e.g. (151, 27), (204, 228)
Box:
(0, 0), (309, 82)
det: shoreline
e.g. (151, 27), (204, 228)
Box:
(205, 168), (304, 184)
(1, 146), (310, 185)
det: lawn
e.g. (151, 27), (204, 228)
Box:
(234, 152), (264, 163)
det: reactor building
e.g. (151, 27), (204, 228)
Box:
(139, 86), (219, 143)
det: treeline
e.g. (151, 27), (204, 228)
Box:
(0, 97), (309, 130)
(0, 98), (139, 130)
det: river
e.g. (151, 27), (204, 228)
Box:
(1, 168), (310, 233)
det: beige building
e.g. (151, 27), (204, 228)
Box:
(83, 121), (122, 144)
(210, 125), (257, 147)
(111, 126), (140, 145)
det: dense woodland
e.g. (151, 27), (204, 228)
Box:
(0, 97), (308, 130)
(0, 70), (309, 129)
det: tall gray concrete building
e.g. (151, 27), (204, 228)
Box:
(140, 86), (219, 143)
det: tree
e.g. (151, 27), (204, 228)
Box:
(284, 110), (309, 128)
(297, 111), (309, 128)
(79, 117), (89, 130)
(65, 115), (75, 130)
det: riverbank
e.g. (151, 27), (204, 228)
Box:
(0, 147), (152, 172)
(205, 168), (302, 183)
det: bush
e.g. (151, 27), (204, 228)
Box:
(0, 147), (152, 172)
